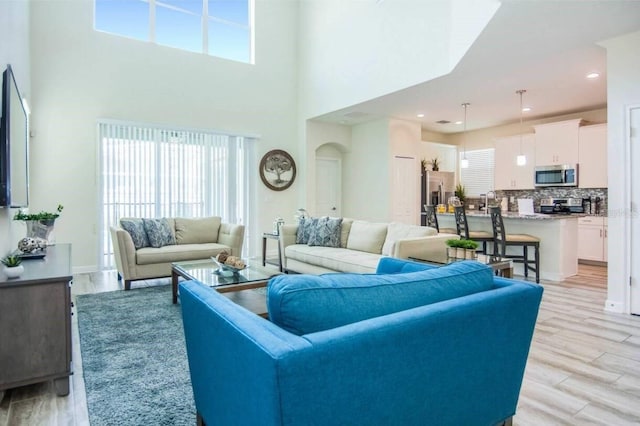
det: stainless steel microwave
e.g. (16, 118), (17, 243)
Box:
(534, 164), (578, 187)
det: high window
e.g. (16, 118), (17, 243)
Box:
(98, 120), (256, 269)
(459, 148), (495, 197)
(94, 0), (254, 63)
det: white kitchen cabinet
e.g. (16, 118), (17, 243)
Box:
(578, 216), (607, 262)
(578, 123), (608, 188)
(494, 134), (535, 190)
(534, 119), (582, 166)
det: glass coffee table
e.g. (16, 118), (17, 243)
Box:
(409, 254), (513, 278)
(171, 259), (281, 317)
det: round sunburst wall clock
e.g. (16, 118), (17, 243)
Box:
(259, 149), (297, 191)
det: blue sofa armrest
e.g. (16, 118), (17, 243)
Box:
(375, 256), (438, 274)
(179, 281), (312, 425)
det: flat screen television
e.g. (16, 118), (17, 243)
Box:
(0, 64), (29, 207)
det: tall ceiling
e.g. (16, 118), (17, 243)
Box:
(314, 0), (640, 133)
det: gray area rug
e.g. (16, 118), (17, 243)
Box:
(77, 285), (195, 425)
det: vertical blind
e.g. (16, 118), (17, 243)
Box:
(460, 148), (495, 197)
(99, 121), (256, 269)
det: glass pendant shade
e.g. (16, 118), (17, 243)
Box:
(516, 89), (527, 167)
(516, 154), (526, 166)
(460, 158), (469, 168)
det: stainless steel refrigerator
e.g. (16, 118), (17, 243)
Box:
(425, 171), (455, 206)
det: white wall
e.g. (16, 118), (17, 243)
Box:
(600, 30), (640, 313)
(297, 0), (499, 120)
(389, 119), (422, 224)
(0, 0), (30, 258)
(29, 0), (298, 270)
(343, 119), (390, 221)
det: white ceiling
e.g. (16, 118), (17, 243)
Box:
(314, 0), (640, 134)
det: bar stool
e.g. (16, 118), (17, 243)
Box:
(424, 205), (456, 234)
(453, 206), (494, 254)
(489, 206), (540, 283)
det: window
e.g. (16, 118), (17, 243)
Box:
(459, 148), (495, 197)
(98, 120), (256, 269)
(95, 0), (254, 63)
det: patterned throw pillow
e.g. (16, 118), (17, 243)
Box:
(142, 218), (176, 248)
(120, 218), (150, 249)
(296, 217), (318, 244)
(308, 217), (343, 247)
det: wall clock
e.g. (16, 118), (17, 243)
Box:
(259, 149), (297, 191)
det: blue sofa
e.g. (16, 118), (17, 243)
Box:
(180, 258), (543, 426)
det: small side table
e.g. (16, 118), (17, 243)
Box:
(262, 233), (283, 272)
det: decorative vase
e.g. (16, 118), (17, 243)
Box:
(447, 247), (457, 259)
(465, 249), (478, 260)
(25, 219), (56, 244)
(456, 247), (466, 259)
(3, 265), (24, 279)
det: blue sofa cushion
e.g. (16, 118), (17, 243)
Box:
(267, 260), (494, 335)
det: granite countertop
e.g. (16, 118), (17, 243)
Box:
(439, 211), (583, 220)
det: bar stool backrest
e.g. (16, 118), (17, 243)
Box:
(424, 205), (440, 232)
(489, 206), (506, 256)
(453, 206), (470, 240)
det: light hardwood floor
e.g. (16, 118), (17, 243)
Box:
(1, 264), (639, 425)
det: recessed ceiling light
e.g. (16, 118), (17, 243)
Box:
(417, 113), (425, 118)
(522, 107), (531, 112)
(586, 72), (600, 79)
(454, 121), (463, 125)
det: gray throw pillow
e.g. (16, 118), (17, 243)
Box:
(120, 218), (150, 249)
(296, 217), (317, 244)
(308, 217), (343, 247)
(142, 218), (176, 248)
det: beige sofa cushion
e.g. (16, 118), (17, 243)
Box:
(136, 243), (229, 265)
(346, 221), (388, 254)
(285, 245), (382, 274)
(340, 218), (354, 248)
(175, 217), (221, 245)
(381, 223), (437, 256)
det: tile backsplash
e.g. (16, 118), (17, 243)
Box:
(464, 188), (607, 215)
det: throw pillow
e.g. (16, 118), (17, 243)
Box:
(142, 218), (176, 248)
(296, 217), (317, 244)
(120, 218), (150, 249)
(346, 221), (388, 254)
(174, 217), (221, 244)
(307, 217), (343, 247)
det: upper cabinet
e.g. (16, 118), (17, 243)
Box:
(494, 134), (536, 190)
(578, 123), (608, 188)
(533, 119), (582, 166)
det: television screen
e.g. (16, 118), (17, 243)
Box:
(0, 64), (29, 207)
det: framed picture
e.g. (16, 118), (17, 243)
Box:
(259, 149), (297, 191)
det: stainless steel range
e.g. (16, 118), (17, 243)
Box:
(539, 198), (585, 214)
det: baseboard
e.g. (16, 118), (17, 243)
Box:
(578, 259), (608, 266)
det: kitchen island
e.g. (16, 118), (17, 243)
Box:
(438, 211), (579, 282)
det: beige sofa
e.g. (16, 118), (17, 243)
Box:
(279, 218), (457, 274)
(110, 216), (244, 290)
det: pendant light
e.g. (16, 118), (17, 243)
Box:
(460, 102), (470, 169)
(516, 89), (527, 166)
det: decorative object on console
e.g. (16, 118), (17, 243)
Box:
(1, 255), (23, 278)
(272, 217), (285, 235)
(259, 149), (296, 191)
(430, 157), (440, 171)
(14, 204), (64, 243)
(17, 237), (47, 254)
(516, 89), (527, 166)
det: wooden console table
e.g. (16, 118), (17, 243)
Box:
(0, 244), (73, 397)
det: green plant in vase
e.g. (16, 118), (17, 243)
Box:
(455, 183), (466, 204)
(430, 158), (440, 171)
(14, 204), (64, 242)
(2, 255), (24, 278)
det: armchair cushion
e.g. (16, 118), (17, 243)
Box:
(267, 260), (493, 335)
(120, 218), (150, 249)
(143, 218), (176, 248)
(175, 217), (221, 244)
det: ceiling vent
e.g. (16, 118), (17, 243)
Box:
(436, 120), (451, 124)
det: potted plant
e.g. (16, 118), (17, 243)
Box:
(462, 239), (479, 259)
(1, 255), (23, 278)
(446, 238), (464, 259)
(455, 183), (466, 204)
(430, 158), (440, 171)
(14, 204), (64, 242)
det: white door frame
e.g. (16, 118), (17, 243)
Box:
(315, 156), (342, 217)
(627, 104), (640, 314)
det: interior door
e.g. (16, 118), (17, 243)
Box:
(315, 157), (341, 217)
(631, 107), (640, 314)
(392, 156), (418, 224)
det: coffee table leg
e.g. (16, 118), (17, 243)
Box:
(172, 270), (179, 304)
